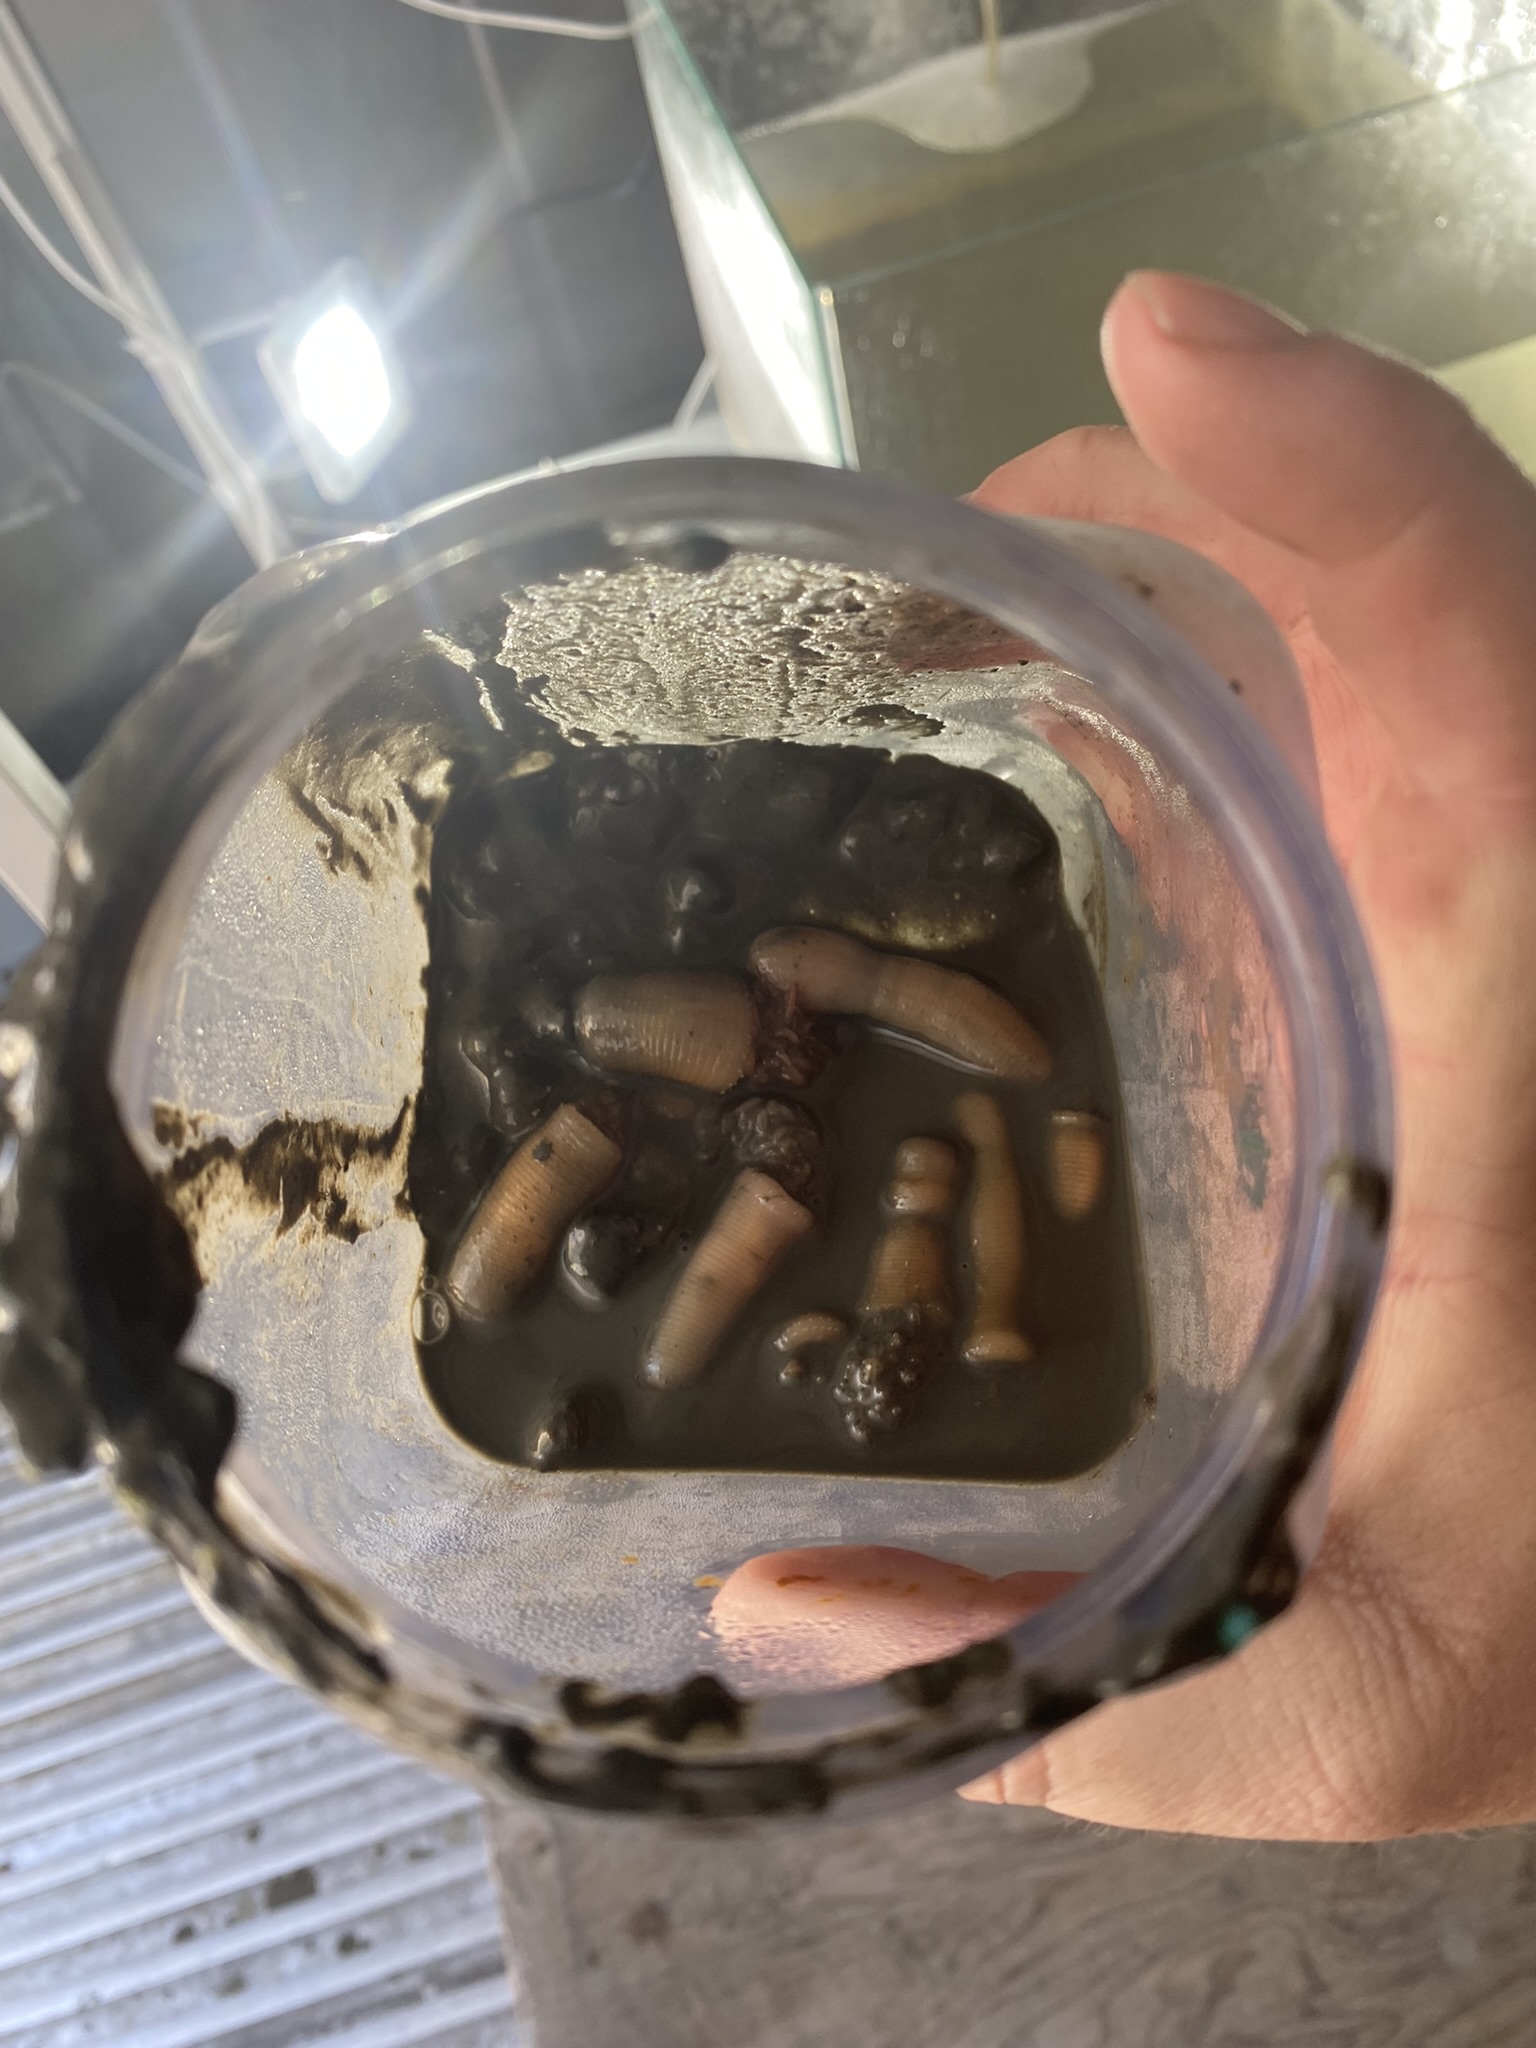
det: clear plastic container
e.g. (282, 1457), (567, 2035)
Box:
(0, 456), (1390, 1818)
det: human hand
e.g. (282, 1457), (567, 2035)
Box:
(714, 273), (1536, 1840)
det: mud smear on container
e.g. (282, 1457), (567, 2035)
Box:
(155, 1099), (414, 1262)
(281, 706), (456, 890)
(152, 649), (479, 1278)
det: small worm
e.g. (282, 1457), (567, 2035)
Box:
(641, 1169), (814, 1390)
(1050, 1110), (1107, 1221)
(830, 1137), (962, 1442)
(574, 971), (756, 1092)
(749, 926), (1049, 1081)
(444, 1103), (622, 1321)
(861, 1137), (963, 1317)
(768, 1309), (852, 1382)
(953, 1091), (1033, 1366)
(771, 1309), (853, 1355)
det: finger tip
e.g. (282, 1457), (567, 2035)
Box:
(958, 1772), (1005, 1804)
(1098, 274), (1150, 407)
(709, 1545), (996, 1692)
(1099, 273), (1191, 429)
(1100, 271), (1310, 433)
(960, 1747), (1050, 1807)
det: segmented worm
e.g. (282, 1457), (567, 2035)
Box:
(444, 1103), (622, 1320)
(768, 1309), (853, 1382)
(953, 1091), (1033, 1365)
(574, 971), (756, 1092)
(861, 1136), (963, 1317)
(641, 1168), (814, 1390)
(749, 926), (1048, 1081)
(1050, 1110), (1107, 1221)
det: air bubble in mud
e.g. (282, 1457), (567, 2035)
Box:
(412, 1289), (452, 1346)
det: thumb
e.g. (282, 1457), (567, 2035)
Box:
(1100, 272), (1536, 822)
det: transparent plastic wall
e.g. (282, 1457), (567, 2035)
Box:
(0, 456), (1383, 1811)
(103, 474), (1362, 1714)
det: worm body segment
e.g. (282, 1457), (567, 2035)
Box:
(770, 1310), (853, 1357)
(749, 926), (1048, 1081)
(445, 1103), (622, 1320)
(861, 1137), (963, 1317)
(575, 971), (756, 1092)
(1050, 1111), (1107, 1220)
(953, 1091), (1033, 1366)
(642, 1169), (814, 1390)
(881, 1136), (964, 1218)
(768, 1309), (852, 1382)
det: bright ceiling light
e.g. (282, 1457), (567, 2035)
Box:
(259, 262), (411, 504)
(292, 303), (392, 457)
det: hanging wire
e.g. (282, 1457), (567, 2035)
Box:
(0, 164), (139, 326)
(0, 160), (184, 381)
(0, 361), (211, 497)
(394, 0), (633, 38)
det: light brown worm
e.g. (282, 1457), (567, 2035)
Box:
(953, 1091), (1033, 1365)
(768, 1309), (853, 1382)
(1050, 1110), (1107, 1221)
(749, 926), (1049, 1081)
(574, 971), (756, 1092)
(881, 1136), (964, 1217)
(770, 1310), (853, 1356)
(444, 1104), (622, 1320)
(861, 1136), (963, 1316)
(641, 1168), (814, 1390)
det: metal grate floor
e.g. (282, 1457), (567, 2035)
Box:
(0, 1422), (524, 2048)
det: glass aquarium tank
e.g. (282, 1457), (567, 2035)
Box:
(631, 0), (1536, 486)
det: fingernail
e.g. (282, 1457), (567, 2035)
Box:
(1123, 271), (1307, 349)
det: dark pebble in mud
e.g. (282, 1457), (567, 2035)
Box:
(691, 1100), (724, 1165)
(569, 750), (675, 859)
(726, 1098), (824, 1212)
(506, 979), (572, 1051)
(695, 744), (864, 849)
(662, 856), (738, 957)
(839, 760), (1045, 891)
(440, 784), (566, 922)
(664, 859), (734, 918)
(562, 1143), (690, 1304)
(528, 1387), (612, 1468)
(460, 1030), (557, 1136)
(563, 1209), (655, 1305)
(544, 906), (624, 978)
(485, 1057), (554, 1141)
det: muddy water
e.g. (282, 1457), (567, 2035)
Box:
(411, 715), (1147, 1481)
